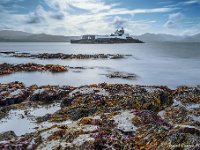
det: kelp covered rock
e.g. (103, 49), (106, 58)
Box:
(59, 84), (173, 121)
(0, 82), (199, 149)
(0, 82), (74, 107)
(0, 51), (131, 60)
(0, 82), (29, 106)
(0, 63), (67, 75)
(0, 131), (16, 141)
(30, 88), (63, 102)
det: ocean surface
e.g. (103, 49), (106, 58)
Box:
(0, 42), (200, 89)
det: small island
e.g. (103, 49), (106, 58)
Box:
(71, 27), (144, 44)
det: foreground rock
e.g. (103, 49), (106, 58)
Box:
(0, 63), (67, 75)
(0, 131), (17, 141)
(0, 51), (131, 60)
(0, 83), (199, 149)
(0, 81), (74, 108)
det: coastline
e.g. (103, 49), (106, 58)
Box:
(0, 44), (200, 149)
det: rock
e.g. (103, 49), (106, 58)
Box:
(30, 88), (60, 102)
(61, 97), (74, 107)
(0, 63), (68, 76)
(67, 107), (97, 121)
(36, 114), (51, 123)
(0, 51), (17, 55)
(0, 89), (29, 107)
(0, 83), (199, 149)
(133, 110), (171, 127)
(1, 51), (132, 60)
(0, 131), (17, 141)
(0, 135), (34, 149)
(104, 71), (137, 80)
(110, 54), (124, 59)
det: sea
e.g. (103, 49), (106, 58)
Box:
(0, 42), (200, 89)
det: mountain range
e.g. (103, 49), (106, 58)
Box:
(134, 33), (200, 42)
(0, 30), (200, 42)
(0, 30), (80, 42)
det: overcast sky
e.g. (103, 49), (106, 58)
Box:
(0, 0), (200, 35)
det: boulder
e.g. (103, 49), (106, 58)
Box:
(0, 89), (29, 107)
(30, 88), (60, 102)
(0, 131), (17, 141)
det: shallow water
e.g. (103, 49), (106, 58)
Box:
(0, 103), (60, 136)
(0, 42), (200, 88)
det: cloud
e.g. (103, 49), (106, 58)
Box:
(165, 0), (200, 8)
(112, 16), (128, 28)
(183, 0), (200, 5)
(26, 5), (46, 24)
(45, 0), (175, 16)
(36, 0), (174, 35)
(0, 0), (177, 35)
(50, 12), (65, 20)
(164, 12), (184, 28)
(181, 23), (200, 35)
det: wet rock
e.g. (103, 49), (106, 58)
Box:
(0, 84), (29, 107)
(1, 90), (29, 106)
(36, 114), (51, 123)
(67, 107), (97, 121)
(30, 88), (61, 102)
(104, 71), (137, 80)
(0, 63), (67, 75)
(45, 64), (66, 72)
(133, 110), (171, 127)
(0, 131), (17, 141)
(161, 130), (200, 149)
(0, 51), (131, 60)
(0, 83), (199, 149)
(0, 51), (17, 55)
(61, 97), (74, 107)
(109, 54), (125, 59)
(0, 135), (35, 150)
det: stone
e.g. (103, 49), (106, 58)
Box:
(0, 131), (17, 141)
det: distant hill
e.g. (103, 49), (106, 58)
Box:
(0, 30), (199, 42)
(0, 30), (80, 42)
(134, 33), (200, 42)
(0, 30), (31, 40)
(183, 33), (200, 42)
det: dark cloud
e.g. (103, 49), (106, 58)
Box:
(51, 12), (65, 20)
(26, 15), (44, 24)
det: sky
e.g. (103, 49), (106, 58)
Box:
(0, 0), (200, 36)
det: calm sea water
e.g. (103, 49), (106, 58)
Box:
(0, 42), (200, 89)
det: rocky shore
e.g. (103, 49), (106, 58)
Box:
(0, 51), (131, 60)
(0, 63), (67, 75)
(0, 82), (199, 149)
